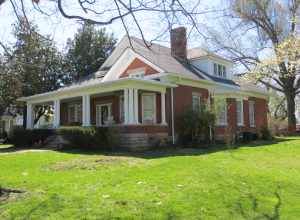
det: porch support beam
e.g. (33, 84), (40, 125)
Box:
(26, 103), (33, 129)
(53, 99), (60, 128)
(128, 88), (134, 124)
(82, 95), (91, 127)
(134, 88), (139, 124)
(161, 91), (167, 125)
(124, 88), (129, 124)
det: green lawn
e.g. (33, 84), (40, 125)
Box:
(1, 138), (300, 219)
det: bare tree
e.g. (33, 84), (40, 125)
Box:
(207, 0), (300, 133)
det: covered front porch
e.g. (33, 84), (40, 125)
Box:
(24, 78), (174, 130)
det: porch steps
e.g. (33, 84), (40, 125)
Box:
(44, 135), (69, 150)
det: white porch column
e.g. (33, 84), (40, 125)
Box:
(134, 88), (139, 124)
(161, 91), (167, 125)
(124, 88), (129, 124)
(53, 99), (60, 128)
(26, 103), (33, 129)
(128, 88), (134, 124)
(82, 95), (91, 127)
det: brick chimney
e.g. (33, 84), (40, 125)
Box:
(170, 27), (187, 61)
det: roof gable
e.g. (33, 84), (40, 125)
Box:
(120, 58), (159, 78)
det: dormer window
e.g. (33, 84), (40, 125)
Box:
(127, 68), (145, 78)
(213, 63), (227, 78)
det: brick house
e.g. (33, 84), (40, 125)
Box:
(18, 27), (269, 148)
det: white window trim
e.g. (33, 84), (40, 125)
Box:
(216, 101), (228, 126)
(213, 63), (227, 79)
(127, 67), (146, 78)
(96, 103), (112, 126)
(141, 93), (156, 124)
(192, 92), (201, 111)
(249, 100), (255, 128)
(236, 99), (244, 126)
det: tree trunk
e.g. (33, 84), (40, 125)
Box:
(285, 92), (297, 134)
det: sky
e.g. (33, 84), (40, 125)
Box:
(0, 0), (224, 52)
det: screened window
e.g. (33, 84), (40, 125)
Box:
(216, 100), (227, 126)
(249, 100), (255, 127)
(142, 93), (156, 124)
(96, 104), (112, 126)
(192, 94), (201, 112)
(68, 104), (82, 123)
(214, 63), (218, 76)
(222, 66), (227, 78)
(128, 68), (145, 78)
(236, 100), (244, 126)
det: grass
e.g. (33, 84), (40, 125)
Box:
(1, 138), (300, 219)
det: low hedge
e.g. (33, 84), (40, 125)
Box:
(58, 126), (117, 150)
(10, 127), (55, 147)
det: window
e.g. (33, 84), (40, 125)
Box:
(214, 63), (218, 76)
(216, 100), (227, 126)
(96, 103), (112, 126)
(127, 68), (145, 78)
(222, 65), (227, 78)
(236, 100), (244, 126)
(68, 103), (82, 123)
(192, 93), (201, 112)
(119, 95), (124, 123)
(213, 63), (227, 78)
(142, 93), (156, 124)
(249, 100), (255, 127)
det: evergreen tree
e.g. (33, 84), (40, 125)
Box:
(66, 22), (117, 80)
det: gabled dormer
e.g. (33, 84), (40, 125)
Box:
(187, 47), (234, 80)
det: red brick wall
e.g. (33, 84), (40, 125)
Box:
(91, 95), (120, 125)
(215, 97), (268, 137)
(138, 92), (161, 124)
(55, 92), (163, 126)
(227, 98), (237, 131)
(171, 85), (209, 133)
(120, 58), (158, 78)
(250, 97), (268, 130)
(60, 100), (82, 126)
(116, 125), (168, 134)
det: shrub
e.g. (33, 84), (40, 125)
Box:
(10, 127), (54, 147)
(240, 131), (258, 143)
(260, 126), (273, 141)
(177, 105), (215, 145)
(58, 126), (117, 150)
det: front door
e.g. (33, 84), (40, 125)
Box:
(96, 104), (112, 126)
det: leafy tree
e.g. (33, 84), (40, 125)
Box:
(209, 0), (300, 133)
(9, 19), (72, 96)
(0, 19), (71, 123)
(66, 22), (117, 80)
(0, 60), (22, 115)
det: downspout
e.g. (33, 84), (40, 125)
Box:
(171, 87), (175, 145)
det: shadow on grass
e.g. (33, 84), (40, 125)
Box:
(52, 137), (295, 159)
(0, 137), (296, 158)
(235, 185), (281, 220)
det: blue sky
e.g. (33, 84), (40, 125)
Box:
(0, 0), (224, 51)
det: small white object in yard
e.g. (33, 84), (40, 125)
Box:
(137, 181), (143, 185)
(22, 172), (28, 176)
(177, 184), (184, 188)
(102, 194), (110, 198)
(156, 201), (162, 205)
